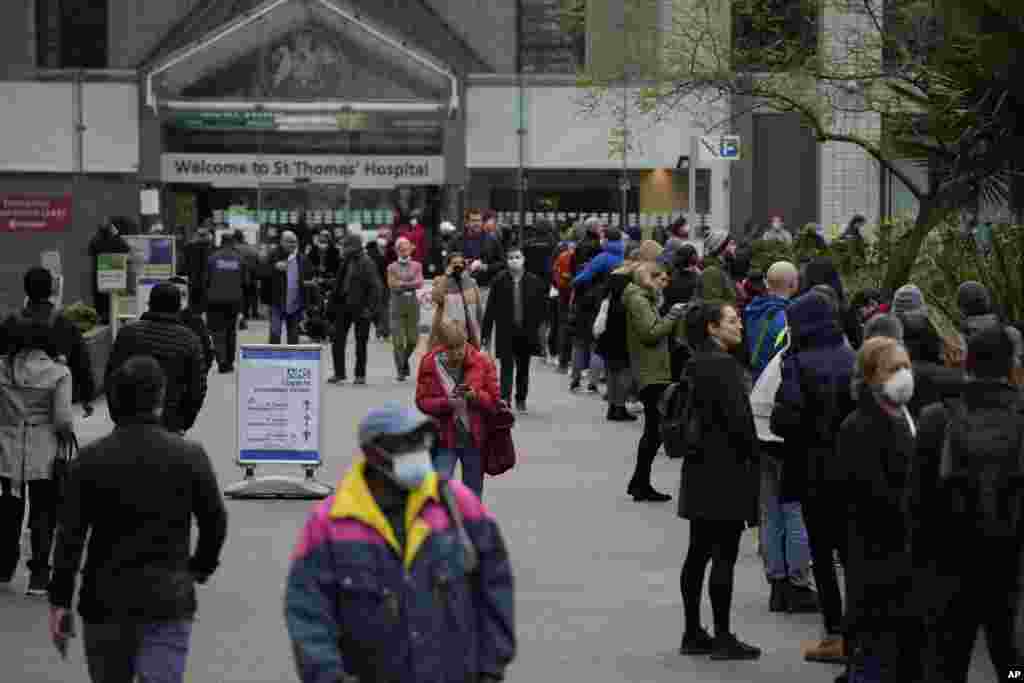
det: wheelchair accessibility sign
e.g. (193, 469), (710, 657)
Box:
(698, 135), (741, 162)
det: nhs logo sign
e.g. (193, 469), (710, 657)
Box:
(698, 135), (741, 162)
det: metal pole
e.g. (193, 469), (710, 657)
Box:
(620, 11), (629, 230)
(516, 0), (526, 246)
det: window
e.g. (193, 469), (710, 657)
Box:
(519, 0), (587, 74)
(36, 0), (108, 69)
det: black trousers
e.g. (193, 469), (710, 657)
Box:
(206, 302), (240, 369)
(681, 518), (745, 636)
(333, 310), (371, 380)
(557, 299), (573, 369)
(546, 297), (560, 357)
(0, 478), (58, 577)
(629, 383), (669, 490)
(802, 493), (848, 636)
(499, 350), (532, 404)
(923, 559), (1022, 682)
(243, 284), (260, 319)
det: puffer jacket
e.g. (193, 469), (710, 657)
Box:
(285, 462), (516, 683)
(743, 294), (789, 382)
(105, 313), (207, 433)
(771, 291), (857, 502)
(0, 350), (73, 495)
(961, 312), (1024, 367)
(623, 282), (677, 389)
(695, 254), (737, 305)
(595, 269), (634, 371)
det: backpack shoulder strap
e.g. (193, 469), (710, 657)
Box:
(439, 478), (479, 574)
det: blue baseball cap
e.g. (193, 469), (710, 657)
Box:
(358, 403), (433, 447)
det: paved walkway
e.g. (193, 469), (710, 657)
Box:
(1, 321), (997, 681)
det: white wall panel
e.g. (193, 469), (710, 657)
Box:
(466, 86), (519, 167)
(83, 84), (140, 173)
(0, 82), (74, 172)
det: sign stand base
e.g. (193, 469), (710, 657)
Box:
(224, 467), (333, 500)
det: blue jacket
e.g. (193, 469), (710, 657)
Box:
(572, 239), (625, 288)
(743, 294), (789, 382)
(285, 461), (516, 683)
(770, 292), (857, 501)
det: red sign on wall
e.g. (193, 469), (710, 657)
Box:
(0, 194), (72, 232)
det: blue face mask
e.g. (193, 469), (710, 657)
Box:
(391, 450), (434, 489)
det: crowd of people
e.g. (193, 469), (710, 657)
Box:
(0, 207), (1021, 682)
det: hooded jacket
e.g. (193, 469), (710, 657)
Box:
(695, 254), (737, 305)
(897, 311), (966, 418)
(743, 294), (790, 382)
(960, 313), (1024, 368)
(572, 239), (625, 288)
(622, 282), (677, 389)
(331, 244), (383, 317)
(771, 291), (857, 501)
(284, 462), (515, 683)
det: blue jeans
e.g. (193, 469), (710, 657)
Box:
(759, 445), (812, 585)
(433, 446), (483, 497)
(84, 620), (192, 683)
(269, 306), (302, 345)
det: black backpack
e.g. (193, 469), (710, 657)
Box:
(659, 361), (700, 459)
(939, 399), (1024, 541)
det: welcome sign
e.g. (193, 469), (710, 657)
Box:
(161, 154), (445, 188)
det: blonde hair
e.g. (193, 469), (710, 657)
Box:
(859, 336), (906, 385)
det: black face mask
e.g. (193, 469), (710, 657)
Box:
(452, 266), (465, 278)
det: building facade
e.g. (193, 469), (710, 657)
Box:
(1, 0), (970, 312)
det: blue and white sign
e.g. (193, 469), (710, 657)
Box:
(698, 135), (742, 162)
(237, 345), (324, 465)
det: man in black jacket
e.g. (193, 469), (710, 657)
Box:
(2, 267), (96, 412)
(204, 232), (247, 373)
(328, 235), (382, 385)
(262, 230), (309, 345)
(909, 326), (1024, 682)
(105, 283), (207, 434)
(482, 248), (548, 412)
(48, 356), (227, 681)
(180, 225), (214, 313)
(87, 220), (132, 324)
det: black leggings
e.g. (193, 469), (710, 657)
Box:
(681, 518), (745, 636)
(628, 383), (668, 491)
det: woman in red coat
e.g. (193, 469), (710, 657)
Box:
(416, 319), (500, 496)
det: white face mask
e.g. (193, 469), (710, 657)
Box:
(881, 368), (914, 405)
(508, 256), (524, 271)
(391, 449), (434, 489)
(377, 238), (388, 248)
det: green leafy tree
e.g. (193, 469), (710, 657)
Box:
(573, 0), (1024, 293)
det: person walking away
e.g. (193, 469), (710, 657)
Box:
(416, 320), (499, 497)
(328, 235), (382, 386)
(367, 230), (391, 340)
(87, 220), (132, 325)
(522, 221), (558, 361)
(482, 248), (547, 412)
(48, 356), (227, 682)
(205, 232), (247, 374)
(891, 284), (966, 419)
(3, 267), (96, 415)
(305, 228), (341, 280)
(456, 209), (505, 315)
(697, 230), (739, 305)
(909, 325), (1024, 682)
(624, 262), (688, 502)
(233, 229), (262, 327)
(386, 237), (424, 381)
(284, 402), (515, 683)
(0, 320), (73, 594)
(168, 276), (215, 376)
(105, 283), (207, 435)
(677, 301), (761, 660)
(428, 253), (484, 350)
(770, 290), (857, 664)
(552, 237), (576, 373)
(571, 228), (626, 393)
(802, 256), (861, 348)
(744, 262), (818, 613)
(180, 225), (214, 313)
(264, 230), (308, 345)
(838, 337), (920, 682)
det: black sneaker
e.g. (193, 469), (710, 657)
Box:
(569, 378), (581, 392)
(679, 627), (714, 655)
(786, 583), (819, 613)
(353, 377), (367, 386)
(328, 375), (347, 384)
(26, 570), (49, 597)
(769, 579), (789, 612)
(710, 633), (761, 660)
(515, 400), (527, 413)
(219, 365), (234, 374)
(587, 382), (600, 393)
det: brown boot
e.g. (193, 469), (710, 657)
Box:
(803, 637), (846, 663)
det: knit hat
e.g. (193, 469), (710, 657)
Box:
(863, 313), (904, 342)
(704, 229), (730, 257)
(635, 239), (664, 263)
(891, 284), (926, 316)
(957, 280), (991, 317)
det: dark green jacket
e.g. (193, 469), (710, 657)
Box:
(623, 283), (676, 389)
(696, 255), (737, 305)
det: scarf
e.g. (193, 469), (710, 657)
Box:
(435, 353), (471, 436)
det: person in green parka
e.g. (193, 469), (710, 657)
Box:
(623, 261), (688, 502)
(697, 230), (739, 305)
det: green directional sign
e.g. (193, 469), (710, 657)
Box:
(172, 111), (276, 130)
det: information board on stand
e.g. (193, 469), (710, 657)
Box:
(226, 344), (331, 499)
